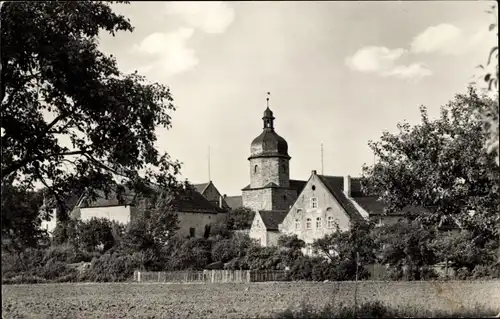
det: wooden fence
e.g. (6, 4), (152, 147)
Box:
(134, 270), (289, 283)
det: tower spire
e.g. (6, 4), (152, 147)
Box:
(262, 92), (275, 130)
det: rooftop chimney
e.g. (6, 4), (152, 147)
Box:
(344, 175), (351, 197)
(312, 170), (317, 175)
(223, 194), (227, 199)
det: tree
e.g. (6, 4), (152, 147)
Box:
(1, 181), (47, 253)
(362, 87), (500, 240)
(1, 1), (181, 219)
(475, 3), (499, 165)
(373, 220), (436, 280)
(120, 197), (180, 254)
(312, 221), (375, 265)
(228, 207), (255, 230)
(76, 217), (116, 252)
(277, 234), (305, 264)
(430, 230), (498, 274)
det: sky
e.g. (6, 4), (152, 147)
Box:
(98, 1), (498, 196)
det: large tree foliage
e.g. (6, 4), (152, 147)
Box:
(228, 207), (256, 230)
(312, 221), (376, 265)
(475, 3), (499, 165)
(372, 220), (436, 280)
(362, 87), (499, 240)
(1, 182), (48, 252)
(1, 1), (181, 218)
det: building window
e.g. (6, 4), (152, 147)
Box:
(254, 165), (258, 174)
(306, 218), (312, 229)
(327, 216), (335, 228)
(311, 197), (318, 208)
(312, 185), (316, 191)
(295, 219), (300, 230)
(283, 195), (287, 201)
(282, 164), (287, 173)
(316, 217), (322, 229)
(189, 227), (195, 237)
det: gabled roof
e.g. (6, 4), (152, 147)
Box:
(42, 188), (83, 217)
(79, 185), (222, 214)
(225, 196), (243, 209)
(289, 179), (307, 194)
(192, 182), (210, 194)
(259, 210), (288, 231)
(317, 175), (365, 222)
(351, 196), (431, 217)
(351, 196), (387, 216)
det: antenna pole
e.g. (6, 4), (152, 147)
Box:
(321, 143), (324, 175)
(208, 146), (211, 181)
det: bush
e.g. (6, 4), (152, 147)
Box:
(212, 239), (239, 263)
(39, 258), (78, 280)
(43, 243), (95, 264)
(472, 264), (500, 279)
(84, 252), (143, 282)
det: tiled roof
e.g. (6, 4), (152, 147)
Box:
(289, 179), (307, 194)
(192, 182), (210, 194)
(225, 196), (243, 209)
(351, 196), (387, 216)
(79, 185), (221, 214)
(259, 210), (288, 231)
(351, 196), (432, 218)
(317, 175), (364, 222)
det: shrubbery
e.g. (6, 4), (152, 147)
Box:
(3, 214), (499, 284)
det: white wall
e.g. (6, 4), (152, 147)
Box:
(80, 206), (132, 224)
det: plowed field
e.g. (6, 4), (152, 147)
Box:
(2, 281), (499, 318)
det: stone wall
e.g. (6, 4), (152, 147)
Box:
(242, 188), (273, 212)
(249, 157), (290, 188)
(176, 212), (222, 238)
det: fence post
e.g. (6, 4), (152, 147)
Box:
(158, 272), (160, 282)
(246, 270), (250, 283)
(137, 271), (141, 282)
(211, 270), (215, 283)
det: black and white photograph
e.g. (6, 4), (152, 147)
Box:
(1, 1), (499, 318)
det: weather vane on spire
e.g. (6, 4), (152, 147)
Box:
(266, 92), (270, 108)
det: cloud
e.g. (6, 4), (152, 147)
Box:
(410, 23), (493, 56)
(133, 27), (199, 78)
(165, 2), (235, 34)
(383, 63), (433, 80)
(346, 46), (432, 80)
(410, 24), (464, 55)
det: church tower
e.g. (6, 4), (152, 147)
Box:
(242, 93), (296, 212)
